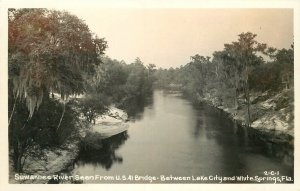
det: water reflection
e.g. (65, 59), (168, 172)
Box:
(73, 90), (293, 183)
(190, 102), (293, 179)
(120, 93), (154, 121)
(246, 128), (294, 167)
(76, 132), (129, 170)
(198, 102), (293, 166)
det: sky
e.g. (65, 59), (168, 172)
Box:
(66, 8), (293, 68)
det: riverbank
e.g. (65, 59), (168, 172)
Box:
(9, 134), (82, 184)
(195, 88), (294, 144)
(9, 106), (129, 184)
(81, 107), (128, 149)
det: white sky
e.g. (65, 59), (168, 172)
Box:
(66, 9), (293, 68)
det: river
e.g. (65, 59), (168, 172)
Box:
(72, 90), (293, 183)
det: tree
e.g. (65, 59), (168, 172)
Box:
(212, 50), (238, 108)
(223, 32), (266, 126)
(8, 8), (107, 172)
(8, 8), (107, 120)
(274, 45), (294, 90)
(125, 58), (147, 97)
(249, 44), (294, 91)
(178, 55), (211, 97)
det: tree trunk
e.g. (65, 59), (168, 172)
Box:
(241, 60), (251, 128)
(8, 97), (17, 127)
(246, 90), (251, 127)
(13, 139), (24, 173)
(234, 70), (239, 112)
(245, 72), (251, 128)
(17, 153), (23, 173)
(242, 122), (249, 146)
(57, 103), (66, 131)
(21, 153), (28, 170)
(13, 140), (19, 172)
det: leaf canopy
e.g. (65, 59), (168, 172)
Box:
(8, 8), (107, 117)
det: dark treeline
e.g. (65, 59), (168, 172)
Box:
(80, 56), (156, 123)
(155, 32), (294, 128)
(8, 9), (155, 173)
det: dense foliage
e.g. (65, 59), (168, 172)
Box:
(8, 9), (156, 173)
(8, 9), (107, 118)
(80, 57), (156, 123)
(155, 32), (294, 126)
(8, 8), (107, 172)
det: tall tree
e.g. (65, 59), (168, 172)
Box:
(8, 8), (107, 172)
(8, 8), (107, 119)
(212, 50), (238, 108)
(223, 32), (266, 126)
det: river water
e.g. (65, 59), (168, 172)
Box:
(72, 90), (293, 183)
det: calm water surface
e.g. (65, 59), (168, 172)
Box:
(73, 90), (293, 183)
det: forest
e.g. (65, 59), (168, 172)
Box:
(8, 8), (294, 177)
(154, 33), (294, 129)
(8, 9), (155, 173)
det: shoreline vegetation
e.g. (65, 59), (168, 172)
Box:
(153, 32), (294, 143)
(8, 8), (294, 184)
(9, 106), (128, 184)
